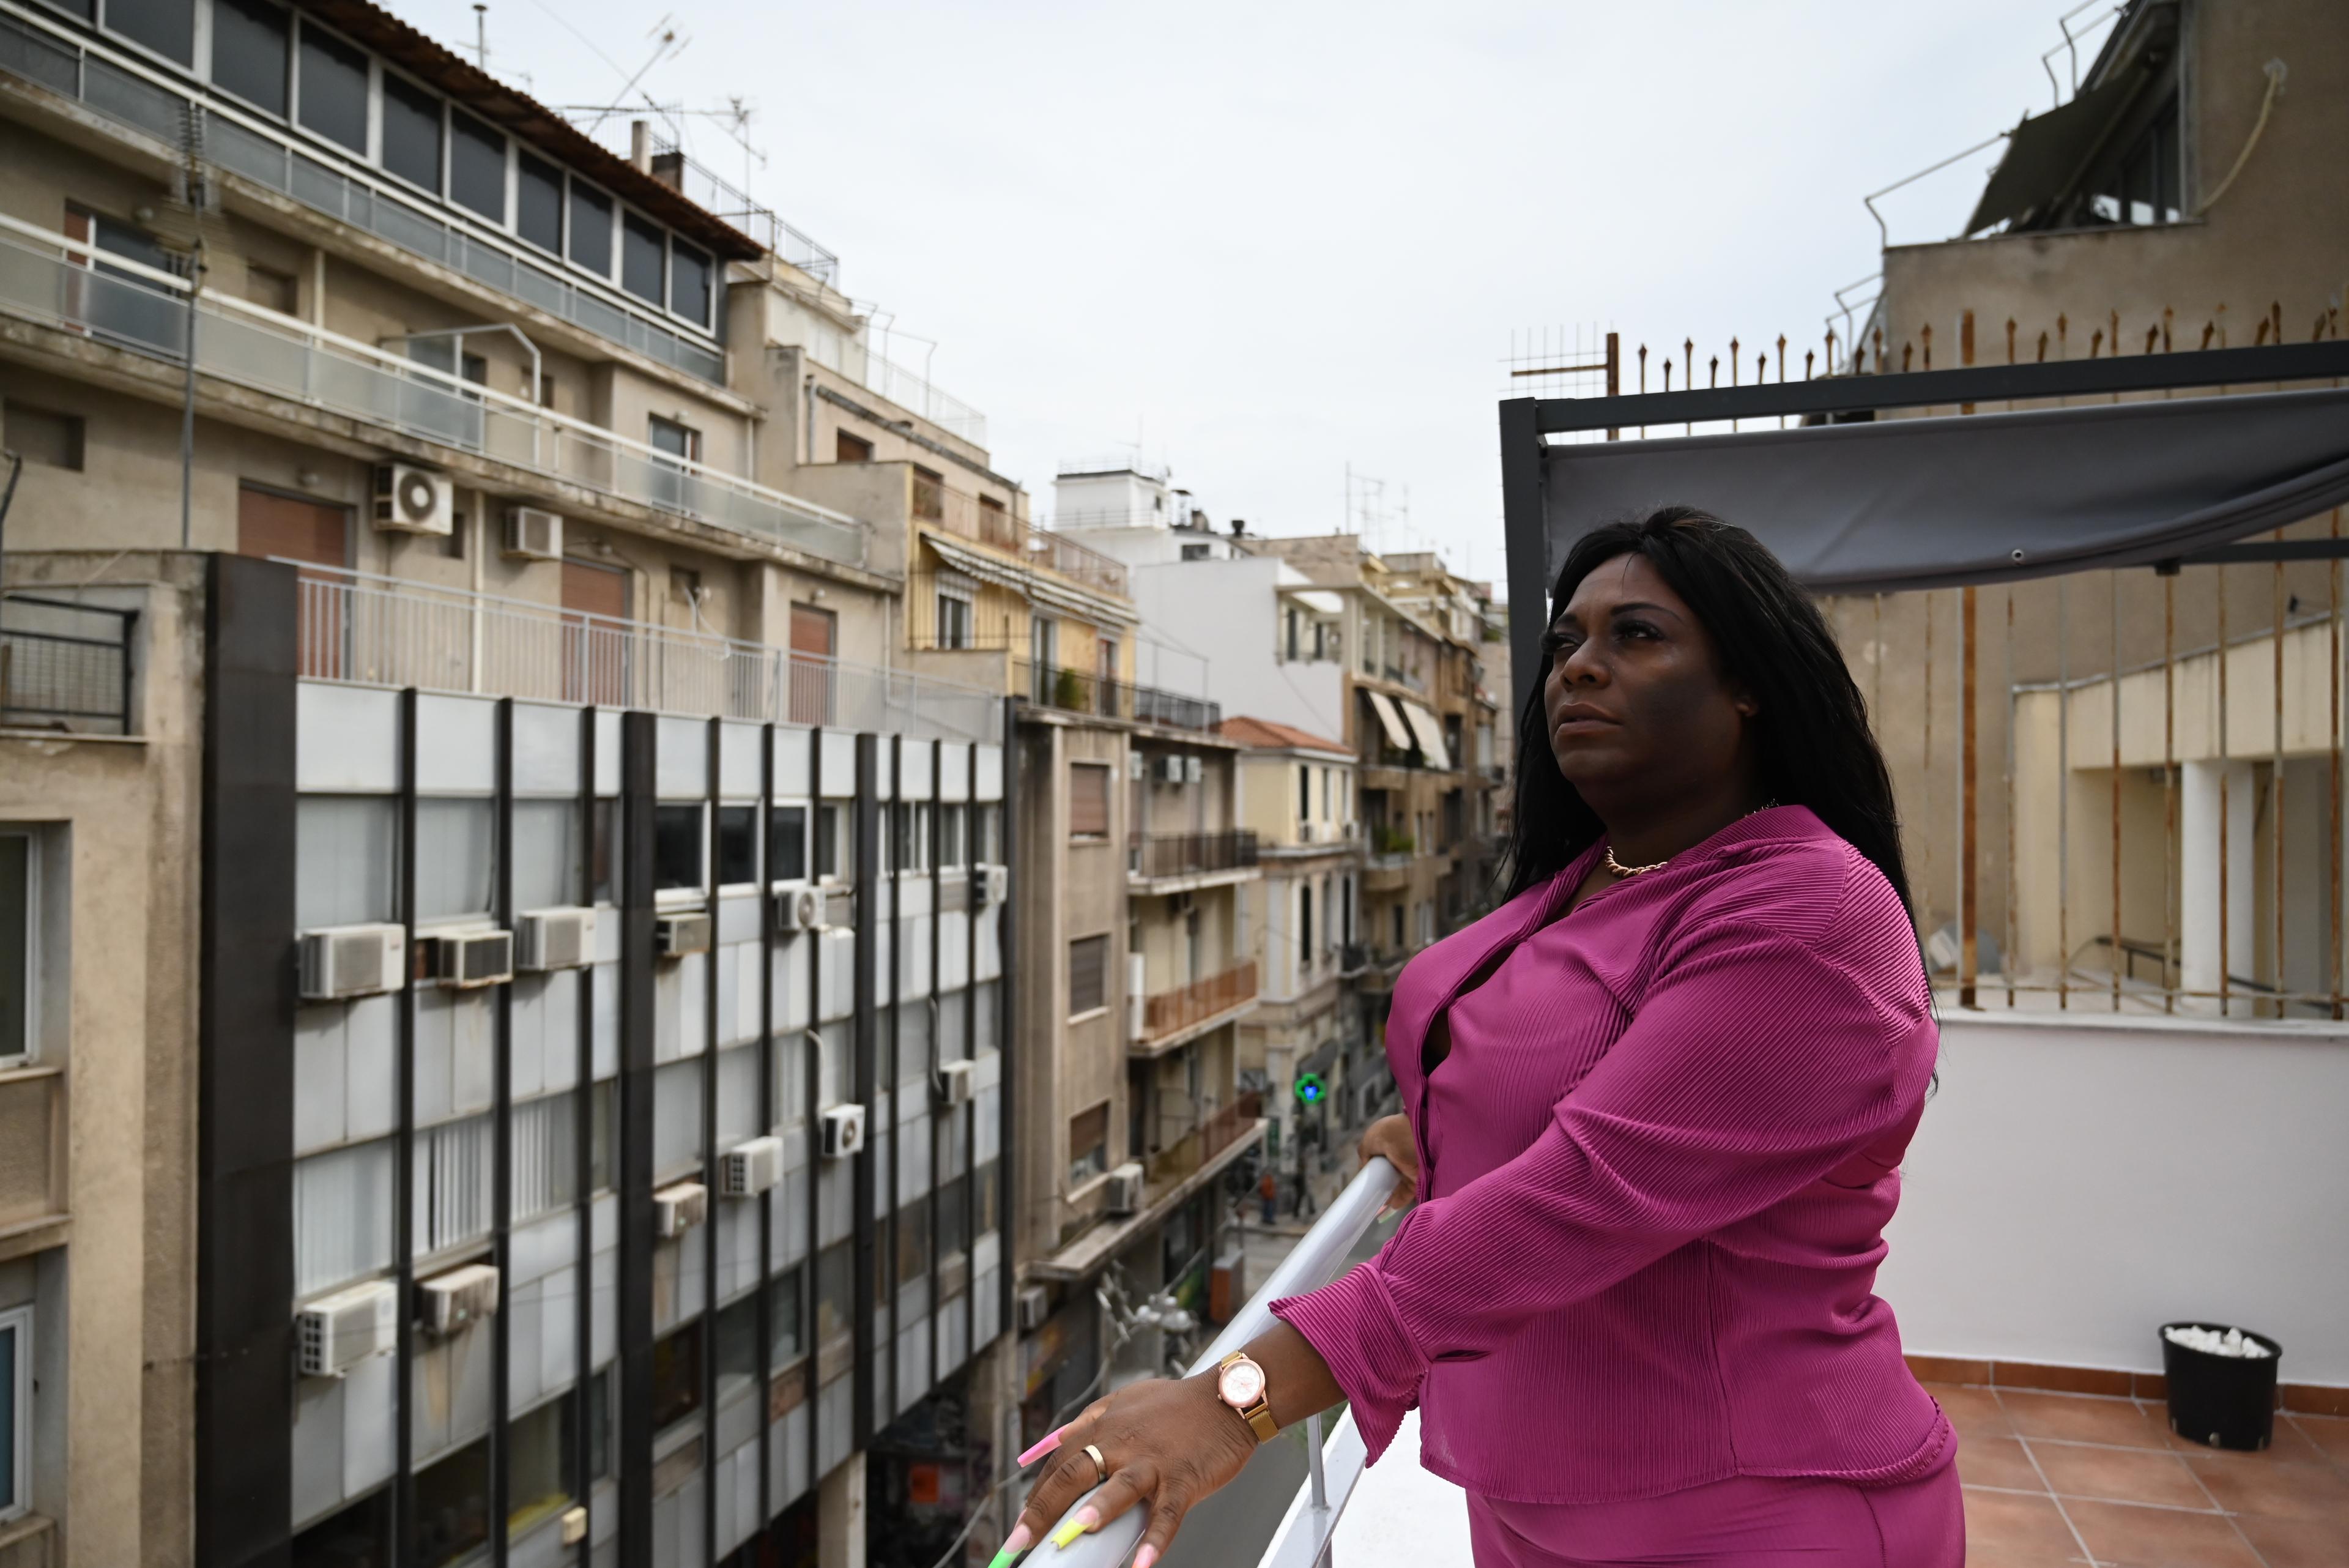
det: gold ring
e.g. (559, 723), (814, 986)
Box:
(1082, 1443), (1108, 1485)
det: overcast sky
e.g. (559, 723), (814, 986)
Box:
(403, 0), (2103, 591)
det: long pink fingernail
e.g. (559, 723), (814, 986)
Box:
(985, 1523), (1033, 1568)
(1017, 1429), (1062, 1466)
(1135, 1548), (1159, 1568)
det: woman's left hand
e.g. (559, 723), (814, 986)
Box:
(998, 1372), (1259, 1567)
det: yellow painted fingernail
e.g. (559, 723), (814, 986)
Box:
(1050, 1507), (1097, 1549)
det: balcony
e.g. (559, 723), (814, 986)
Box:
(1012, 661), (1221, 732)
(0, 215), (867, 569)
(291, 564), (1002, 741)
(1028, 1109), (1266, 1285)
(1128, 831), (1260, 892)
(0, 1066), (65, 1247)
(1135, 960), (1258, 1056)
(0, 6), (730, 385)
(1143, 1096), (1260, 1192)
(1, 593), (138, 734)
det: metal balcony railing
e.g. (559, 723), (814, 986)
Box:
(0, 592), (138, 734)
(1040, 1157), (1400, 1568)
(289, 564), (1002, 741)
(1014, 661), (1220, 732)
(0, 3), (729, 384)
(1130, 831), (1260, 879)
(1142, 1098), (1258, 1189)
(1140, 960), (1258, 1044)
(0, 214), (869, 569)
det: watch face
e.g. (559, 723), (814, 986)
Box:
(1219, 1359), (1266, 1407)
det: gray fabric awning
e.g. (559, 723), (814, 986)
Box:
(1541, 386), (2349, 597)
(1964, 70), (2141, 234)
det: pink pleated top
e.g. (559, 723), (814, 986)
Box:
(1271, 806), (1953, 1504)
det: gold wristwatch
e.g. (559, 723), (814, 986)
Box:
(1215, 1351), (1277, 1441)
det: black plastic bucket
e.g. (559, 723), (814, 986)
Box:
(2160, 1322), (2281, 1451)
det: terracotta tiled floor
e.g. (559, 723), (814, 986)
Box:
(1932, 1382), (2349, 1567)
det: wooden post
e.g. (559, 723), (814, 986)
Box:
(1604, 330), (1620, 441)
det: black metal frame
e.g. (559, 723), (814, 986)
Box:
(1502, 339), (2349, 721)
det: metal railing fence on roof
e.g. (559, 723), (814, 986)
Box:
(645, 136), (841, 287)
(0, 215), (867, 570)
(0, 1), (727, 384)
(288, 563), (1001, 742)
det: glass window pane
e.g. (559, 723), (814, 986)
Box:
(296, 23), (369, 154)
(767, 805), (806, 883)
(518, 152), (563, 253)
(715, 805), (757, 886)
(210, 0), (288, 115)
(653, 1058), (702, 1176)
(414, 1436), (491, 1568)
(714, 1293), (758, 1406)
(0, 1317), (18, 1514)
(650, 1321), (701, 1430)
(895, 1202), (929, 1287)
(295, 795), (398, 929)
(568, 182), (613, 277)
(621, 213), (664, 305)
(506, 1392), (576, 1534)
(293, 1139), (395, 1295)
(415, 798), (496, 921)
(768, 1267), (803, 1367)
(448, 110), (507, 222)
(0, 837), (28, 1063)
(380, 72), (442, 191)
(512, 798), (582, 911)
(653, 803), (702, 891)
(108, 0), (193, 62)
(669, 241), (710, 327)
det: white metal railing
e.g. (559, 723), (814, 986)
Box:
(859, 348), (989, 447)
(0, 212), (870, 569)
(1042, 1157), (1397, 1568)
(645, 135), (840, 286)
(287, 563), (1003, 742)
(0, 0), (726, 384)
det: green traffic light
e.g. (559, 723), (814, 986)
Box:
(1294, 1072), (1324, 1104)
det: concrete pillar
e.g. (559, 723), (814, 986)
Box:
(817, 1453), (867, 1568)
(2181, 760), (2256, 1014)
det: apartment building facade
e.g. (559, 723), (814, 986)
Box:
(0, 2), (1033, 1564)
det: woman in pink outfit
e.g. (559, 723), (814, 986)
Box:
(995, 508), (1959, 1567)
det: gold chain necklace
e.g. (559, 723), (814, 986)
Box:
(1602, 800), (1781, 879)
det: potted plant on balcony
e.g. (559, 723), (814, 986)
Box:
(2160, 1321), (2281, 1451)
(1053, 666), (1088, 710)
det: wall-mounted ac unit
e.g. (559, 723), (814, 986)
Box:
(933, 1060), (974, 1109)
(373, 462), (453, 535)
(502, 505), (563, 561)
(978, 865), (1008, 907)
(1156, 755), (1186, 786)
(1105, 1161), (1145, 1216)
(771, 885), (822, 935)
(295, 1279), (397, 1377)
(418, 1263), (501, 1337)
(1015, 1284), (1050, 1333)
(424, 929), (513, 989)
(655, 912), (711, 959)
(720, 1135), (783, 1198)
(820, 1103), (867, 1159)
(299, 923), (407, 1001)
(654, 1180), (708, 1238)
(1184, 756), (1203, 784)
(516, 907), (596, 971)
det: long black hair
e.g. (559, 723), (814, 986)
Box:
(1499, 506), (1915, 926)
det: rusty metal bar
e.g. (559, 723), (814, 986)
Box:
(1961, 585), (1980, 1008)
(1605, 330), (1620, 442)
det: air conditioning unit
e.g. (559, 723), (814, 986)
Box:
(720, 1135), (783, 1198)
(1015, 1284), (1050, 1333)
(502, 505), (563, 561)
(1105, 1161), (1145, 1217)
(516, 907), (596, 971)
(373, 462), (453, 535)
(771, 885), (823, 935)
(299, 923), (407, 1001)
(933, 1060), (974, 1109)
(976, 864), (1008, 907)
(820, 1103), (867, 1159)
(418, 1263), (501, 1337)
(654, 1181), (708, 1238)
(296, 1279), (397, 1377)
(655, 912), (711, 958)
(1185, 756), (1203, 784)
(1156, 755), (1186, 786)
(423, 929), (514, 989)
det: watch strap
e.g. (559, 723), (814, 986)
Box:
(1217, 1351), (1278, 1442)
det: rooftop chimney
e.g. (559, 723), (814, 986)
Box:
(629, 120), (653, 174)
(1228, 518), (1245, 537)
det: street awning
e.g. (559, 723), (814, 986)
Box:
(922, 532), (1137, 627)
(1964, 70), (2142, 234)
(1400, 700), (1450, 770)
(1542, 386), (2349, 596)
(1283, 588), (1345, 615)
(1364, 690), (1411, 752)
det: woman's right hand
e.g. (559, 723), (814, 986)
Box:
(1357, 1113), (1419, 1214)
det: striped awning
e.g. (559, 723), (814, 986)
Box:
(1364, 689), (1411, 752)
(1400, 700), (1450, 770)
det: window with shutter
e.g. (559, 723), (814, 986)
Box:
(1070, 764), (1111, 839)
(1068, 934), (1109, 1016)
